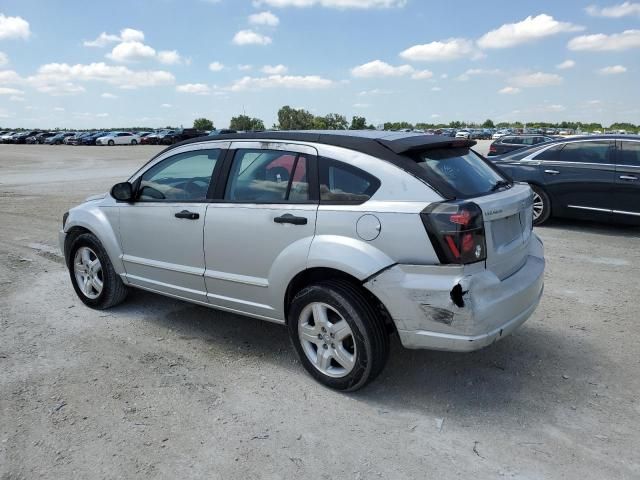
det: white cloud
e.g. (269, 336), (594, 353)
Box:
(9, 95), (23, 101)
(478, 14), (583, 49)
(209, 61), (225, 71)
(230, 74), (334, 91)
(568, 29), (640, 51)
(54, 107), (65, 112)
(0, 87), (23, 95)
(599, 65), (627, 74)
(0, 14), (31, 40)
(253, 0), (406, 8)
(157, 50), (182, 65)
(262, 64), (288, 74)
(456, 68), (502, 81)
(101, 92), (118, 99)
(249, 11), (280, 26)
(411, 69), (434, 80)
(586, 2), (640, 17)
(27, 62), (175, 94)
(161, 103), (172, 108)
(232, 29), (272, 46)
(83, 32), (121, 48)
(556, 59), (576, 69)
(400, 38), (479, 62)
(96, 113), (109, 117)
(0, 52), (8, 67)
(431, 114), (440, 118)
(358, 88), (393, 95)
(84, 28), (144, 47)
(499, 86), (521, 94)
(0, 70), (21, 84)
(120, 28), (145, 42)
(543, 104), (566, 112)
(107, 41), (156, 62)
(351, 60), (414, 77)
(176, 83), (211, 94)
(431, 86), (442, 91)
(510, 72), (563, 87)
(238, 64), (253, 71)
(353, 103), (370, 108)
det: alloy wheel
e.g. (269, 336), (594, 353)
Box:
(298, 302), (356, 378)
(532, 191), (544, 221)
(73, 247), (103, 299)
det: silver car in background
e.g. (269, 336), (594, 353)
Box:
(60, 131), (545, 391)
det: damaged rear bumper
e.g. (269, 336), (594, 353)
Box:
(364, 234), (545, 352)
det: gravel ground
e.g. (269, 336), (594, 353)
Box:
(1, 142), (639, 480)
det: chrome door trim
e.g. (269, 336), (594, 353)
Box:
(619, 175), (638, 181)
(613, 209), (640, 217)
(204, 269), (269, 287)
(566, 205), (611, 213)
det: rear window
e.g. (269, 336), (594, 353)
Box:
(414, 148), (507, 198)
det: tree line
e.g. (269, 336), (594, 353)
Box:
(194, 107), (638, 133)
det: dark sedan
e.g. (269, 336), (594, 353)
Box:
(488, 135), (555, 156)
(491, 135), (640, 225)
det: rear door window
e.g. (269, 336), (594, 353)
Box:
(225, 149), (310, 203)
(413, 148), (507, 198)
(618, 141), (640, 166)
(558, 141), (612, 164)
(533, 143), (565, 161)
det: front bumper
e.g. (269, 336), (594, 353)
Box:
(364, 234), (545, 352)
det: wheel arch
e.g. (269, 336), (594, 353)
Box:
(283, 266), (396, 336)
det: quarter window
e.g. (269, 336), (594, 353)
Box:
(138, 149), (220, 201)
(618, 141), (640, 166)
(533, 143), (565, 161)
(225, 149), (310, 203)
(319, 158), (380, 204)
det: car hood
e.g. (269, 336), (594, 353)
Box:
(84, 193), (107, 203)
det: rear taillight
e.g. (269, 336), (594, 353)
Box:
(420, 202), (487, 265)
(489, 145), (497, 153)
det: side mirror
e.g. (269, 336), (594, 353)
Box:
(111, 182), (134, 202)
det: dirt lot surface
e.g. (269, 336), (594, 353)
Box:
(1, 143), (639, 479)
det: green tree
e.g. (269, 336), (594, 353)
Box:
(482, 119), (495, 128)
(277, 105), (314, 130)
(350, 116), (367, 130)
(229, 114), (265, 131)
(323, 113), (348, 130)
(193, 118), (214, 131)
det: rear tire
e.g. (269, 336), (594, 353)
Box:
(108, 140), (115, 146)
(131, 139), (137, 145)
(530, 184), (551, 225)
(67, 233), (128, 310)
(288, 280), (389, 391)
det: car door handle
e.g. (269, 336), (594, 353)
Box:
(544, 169), (560, 175)
(619, 175), (638, 181)
(274, 214), (308, 225)
(174, 210), (200, 220)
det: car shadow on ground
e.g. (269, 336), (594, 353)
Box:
(116, 289), (596, 417)
(540, 218), (640, 238)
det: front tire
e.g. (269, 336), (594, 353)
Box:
(67, 233), (128, 309)
(530, 184), (551, 225)
(131, 139), (137, 145)
(288, 280), (389, 391)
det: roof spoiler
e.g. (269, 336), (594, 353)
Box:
(376, 136), (476, 154)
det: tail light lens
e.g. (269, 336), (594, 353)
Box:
(420, 202), (487, 264)
(489, 145), (497, 153)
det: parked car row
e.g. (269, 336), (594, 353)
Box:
(0, 128), (209, 146)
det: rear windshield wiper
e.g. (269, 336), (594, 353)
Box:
(490, 180), (512, 191)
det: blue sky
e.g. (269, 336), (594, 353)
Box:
(0, 0), (638, 128)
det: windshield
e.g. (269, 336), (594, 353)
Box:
(413, 147), (507, 198)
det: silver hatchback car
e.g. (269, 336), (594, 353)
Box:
(60, 131), (545, 390)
